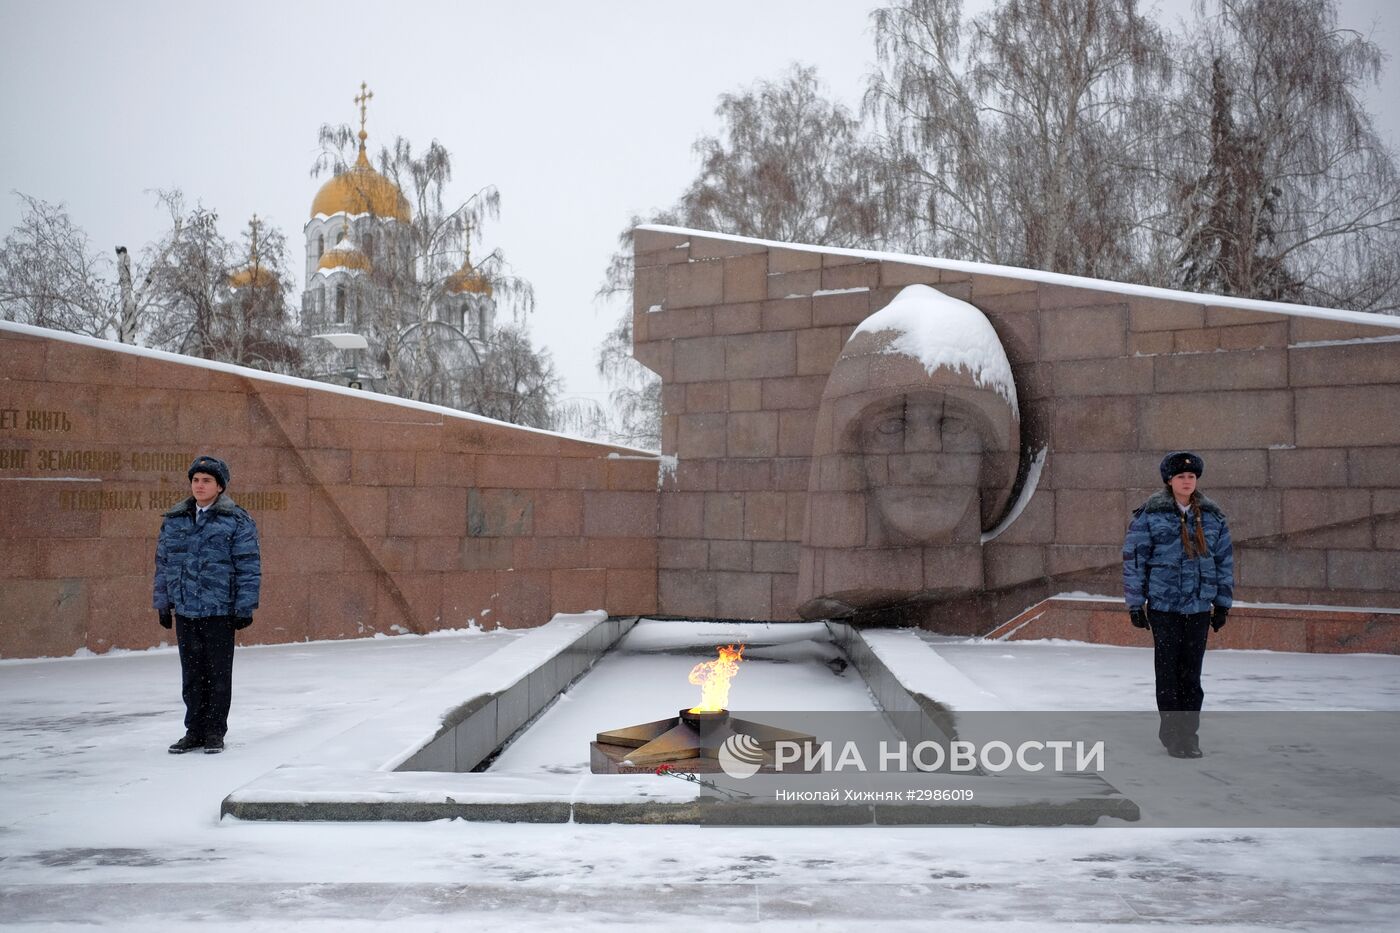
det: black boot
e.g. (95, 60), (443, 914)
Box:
(1159, 711), (1186, 752)
(169, 733), (204, 754)
(1167, 737), (1203, 759)
(203, 736), (225, 755)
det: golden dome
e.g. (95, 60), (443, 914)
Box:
(317, 240), (371, 274)
(227, 265), (279, 290)
(309, 146), (410, 223)
(446, 259), (493, 297)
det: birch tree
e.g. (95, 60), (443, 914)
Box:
(679, 64), (883, 249)
(142, 196), (229, 358)
(455, 324), (562, 429)
(593, 283), (666, 448)
(596, 65), (881, 447)
(1, 190), (193, 343)
(0, 194), (118, 336)
(866, 0), (1172, 279)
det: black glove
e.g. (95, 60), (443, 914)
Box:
(1210, 606), (1229, 632)
(158, 609), (173, 630)
(1129, 608), (1150, 630)
(234, 615), (253, 631)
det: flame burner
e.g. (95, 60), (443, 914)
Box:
(590, 708), (818, 775)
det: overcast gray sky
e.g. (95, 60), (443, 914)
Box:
(2, 0), (1397, 412)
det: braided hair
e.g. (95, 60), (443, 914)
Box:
(1166, 486), (1209, 558)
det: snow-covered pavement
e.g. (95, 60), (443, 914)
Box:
(2, 627), (1399, 930)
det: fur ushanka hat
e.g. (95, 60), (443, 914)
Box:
(187, 456), (230, 490)
(1159, 451), (1204, 483)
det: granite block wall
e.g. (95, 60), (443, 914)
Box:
(4, 223), (1398, 658)
(633, 226), (1400, 635)
(0, 324), (659, 658)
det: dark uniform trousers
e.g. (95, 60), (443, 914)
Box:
(1148, 610), (1212, 748)
(176, 615), (237, 740)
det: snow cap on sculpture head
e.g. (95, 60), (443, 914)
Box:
(797, 285), (1021, 618)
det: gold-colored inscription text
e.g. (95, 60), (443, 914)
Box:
(37, 449), (123, 472)
(0, 409), (72, 432)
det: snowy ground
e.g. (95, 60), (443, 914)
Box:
(2, 626), (1399, 931)
(919, 634), (1400, 712)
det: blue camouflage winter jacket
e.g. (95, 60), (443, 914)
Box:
(1122, 490), (1234, 615)
(152, 494), (261, 619)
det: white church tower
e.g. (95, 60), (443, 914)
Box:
(301, 83), (409, 337)
(300, 83), (496, 395)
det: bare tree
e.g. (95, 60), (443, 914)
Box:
(866, 0), (1172, 279)
(596, 65), (882, 448)
(204, 216), (302, 371)
(593, 290), (664, 448)
(591, 210), (677, 449)
(680, 64), (884, 248)
(455, 324), (562, 429)
(1168, 0), (1400, 310)
(142, 193), (230, 358)
(0, 193), (118, 336)
(0, 191), (194, 343)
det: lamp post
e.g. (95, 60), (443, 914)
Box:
(312, 332), (371, 390)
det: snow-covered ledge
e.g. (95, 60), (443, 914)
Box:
(826, 623), (1009, 753)
(221, 613), (667, 820)
(637, 225), (1400, 329)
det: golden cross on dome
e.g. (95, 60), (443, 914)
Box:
(354, 82), (374, 142)
(248, 214), (261, 260)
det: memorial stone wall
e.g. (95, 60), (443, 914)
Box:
(631, 226), (1400, 645)
(0, 322), (659, 658)
(4, 224), (1400, 659)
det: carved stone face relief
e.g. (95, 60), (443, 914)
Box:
(797, 285), (1021, 619)
(858, 392), (984, 544)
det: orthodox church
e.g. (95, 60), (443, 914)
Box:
(296, 83), (495, 386)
